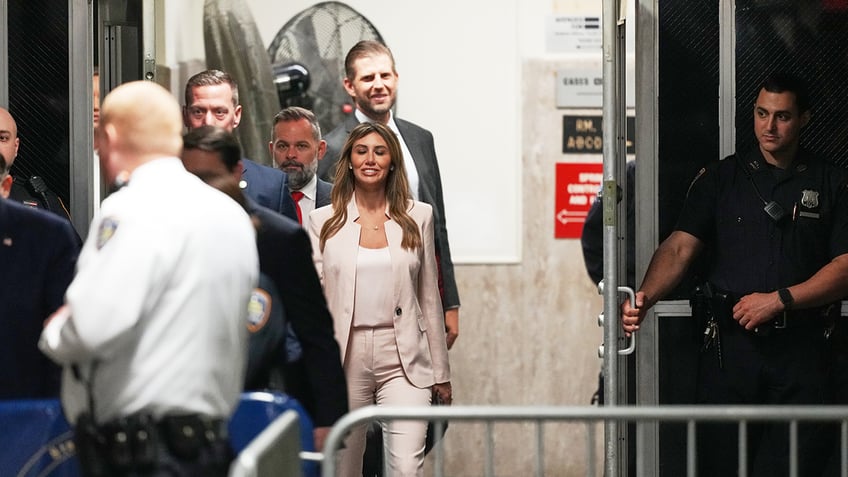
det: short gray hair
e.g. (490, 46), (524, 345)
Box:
(271, 106), (321, 142)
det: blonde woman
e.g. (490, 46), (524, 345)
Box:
(309, 122), (451, 476)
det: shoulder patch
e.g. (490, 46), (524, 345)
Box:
(246, 288), (272, 333)
(96, 217), (119, 249)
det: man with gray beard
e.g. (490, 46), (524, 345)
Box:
(269, 107), (332, 231)
(267, 106), (335, 428)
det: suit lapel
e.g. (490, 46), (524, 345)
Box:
(384, 214), (404, 305)
(316, 180), (332, 208)
(339, 198), (362, 300)
(395, 120), (430, 201)
(344, 114), (360, 135)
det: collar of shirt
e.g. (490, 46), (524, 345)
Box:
(356, 108), (404, 139)
(129, 157), (184, 186)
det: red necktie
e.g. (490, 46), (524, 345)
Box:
(291, 190), (304, 224)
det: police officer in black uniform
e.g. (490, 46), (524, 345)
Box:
(0, 107), (72, 221)
(621, 72), (848, 476)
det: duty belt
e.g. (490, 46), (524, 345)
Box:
(706, 285), (832, 333)
(74, 412), (229, 476)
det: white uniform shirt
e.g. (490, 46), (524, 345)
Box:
(40, 158), (258, 423)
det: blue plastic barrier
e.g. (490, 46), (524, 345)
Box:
(0, 392), (314, 477)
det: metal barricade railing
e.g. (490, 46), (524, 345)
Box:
(320, 405), (848, 477)
(230, 410), (301, 477)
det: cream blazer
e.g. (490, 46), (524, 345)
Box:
(308, 197), (450, 388)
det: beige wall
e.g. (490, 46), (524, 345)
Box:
(434, 59), (604, 475)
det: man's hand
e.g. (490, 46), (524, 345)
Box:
(621, 291), (650, 336)
(732, 292), (782, 330)
(432, 382), (452, 405)
(313, 426), (330, 452)
(444, 309), (459, 349)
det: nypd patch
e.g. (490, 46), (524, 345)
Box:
(246, 288), (272, 333)
(96, 218), (119, 249)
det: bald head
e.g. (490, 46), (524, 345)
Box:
(100, 81), (182, 157)
(0, 107), (20, 168)
(97, 81), (183, 183)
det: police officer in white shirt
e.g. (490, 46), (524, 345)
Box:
(39, 81), (258, 477)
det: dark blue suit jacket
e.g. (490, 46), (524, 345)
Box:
(241, 158), (299, 222)
(246, 198), (347, 427)
(0, 198), (79, 398)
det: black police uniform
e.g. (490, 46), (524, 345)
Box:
(676, 147), (848, 476)
(9, 175), (71, 220)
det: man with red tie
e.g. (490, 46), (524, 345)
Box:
(269, 107), (333, 230)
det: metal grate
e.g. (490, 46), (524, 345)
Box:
(735, 0), (848, 166)
(7, 0), (71, 204)
(657, 3), (721, 475)
(658, 0), (720, 245)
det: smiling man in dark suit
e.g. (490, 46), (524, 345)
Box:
(0, 152), (79, 398)
(320, 40), (460, 350)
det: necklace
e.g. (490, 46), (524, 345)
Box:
(367, 224), (379, 231)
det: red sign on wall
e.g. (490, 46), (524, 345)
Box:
(555, 162), (603, 238)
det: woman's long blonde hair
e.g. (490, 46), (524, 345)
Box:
(319, 122), (421, 252)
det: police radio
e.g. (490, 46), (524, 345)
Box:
(762, 199), (786, 223)
(734, 155), (787, 223)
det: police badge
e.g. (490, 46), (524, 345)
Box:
(800, 190), (819, 209)
(96, 218), (119, 249)
(798, 189), (821, 219)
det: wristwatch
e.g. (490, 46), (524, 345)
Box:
(777, 288), (794, 310)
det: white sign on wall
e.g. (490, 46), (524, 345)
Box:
(556, 69), (603, 108)
(546, 15), (602, 53)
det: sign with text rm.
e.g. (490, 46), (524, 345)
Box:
(546, 16), (602, 53)
(562, 115), (636, 155)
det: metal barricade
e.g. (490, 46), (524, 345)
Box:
(321, 405), (848, 477)
(230, 410), (301, 477)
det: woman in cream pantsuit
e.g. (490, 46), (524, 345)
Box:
(308, 122), (452, 477)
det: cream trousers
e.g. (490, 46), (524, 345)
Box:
(336, 326), (432, 477)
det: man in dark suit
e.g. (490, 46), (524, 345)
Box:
(181, 126), (347, 452)
(183, 70), (298, 221)
(320, 40), (460, 350)
(268, 106), (335, 415)
(0, 153), (79, 398)
(269, 106), (333, 228)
